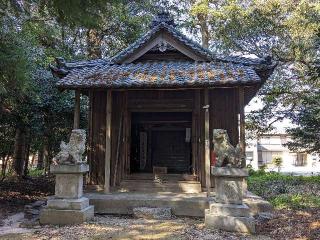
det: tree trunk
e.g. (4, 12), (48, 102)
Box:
(1, 155), (10, 181)
(196, 0), (210, 48)
(37, 149), (44, 169)
(86, 29), (102, 59)
(199, 19), (209, 48)
(43, 144), (49, 174)
(23, 143), (30, 176)
(13, 127), (26, 176)
(31, 154), (35, 166)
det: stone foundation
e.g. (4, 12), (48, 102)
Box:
(40, 206), (94, 225)
(205, 209), (255, 233)
(205, 167), (255, 233)
(133, 207), (172, 220)
(40, 163), (94, 225)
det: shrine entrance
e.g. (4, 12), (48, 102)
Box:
(130, 112), (192, 174)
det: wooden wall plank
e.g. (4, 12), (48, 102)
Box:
(110, 92), (123, 186)
(88, 91), (107, 185)
(73, 90), (80, 129)
(199, 90), (205, 187)
(239, 86), (246, 167)
(209, 88), (239, 146)
(104, 90), (112, 193)
(204, 89), (211, 196)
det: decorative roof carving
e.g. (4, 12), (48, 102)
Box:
(150, 11), (176, 28)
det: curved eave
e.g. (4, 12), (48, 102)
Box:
(56, 80), (262, 91)
(253, 62), (278, 83)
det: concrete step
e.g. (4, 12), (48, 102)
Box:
(85, 191), (272, 218)
(86, 192), (209, 217)
(133, 207), (172, 219)
(119, 179), (202, 193)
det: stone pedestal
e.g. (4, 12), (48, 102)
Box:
(40, 164), (94, 225)
(205, 167), (255, 233)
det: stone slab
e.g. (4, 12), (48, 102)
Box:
(47, 197), (89, 210)
(244, 197), (273, 216)
(211, 167), (249, 177)
(133, 207), (172, 220)
(85, 191), (272, 218)
(209, 202), (250, 217)
(55, 174), (83, 199)
(50, 163), (89, 174)
(120, 180), (202, 193)
(205, 210), (255, 233)
(39, 206), (94, 225)
(87, 192), (208, 217)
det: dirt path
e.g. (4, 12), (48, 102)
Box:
(0, 215), (271, 240)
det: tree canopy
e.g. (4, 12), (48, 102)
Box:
(191, 0), (320, 153)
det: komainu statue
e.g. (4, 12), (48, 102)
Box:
(213, 129), (243, 168)
(53, 129), (86, 165)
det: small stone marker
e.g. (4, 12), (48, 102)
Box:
(133, 207), (172, 220)
(205, 167), (255, 233)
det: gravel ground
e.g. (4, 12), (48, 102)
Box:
(0, 215), (271, 240)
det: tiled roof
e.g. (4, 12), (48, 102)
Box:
(56, 61), (261, 89)
(50, 13), (276, 88)
(110, 22), (214, 63)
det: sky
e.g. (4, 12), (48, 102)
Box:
(246, 97), (293, 134)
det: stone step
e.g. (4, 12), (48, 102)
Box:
(86, 192), (209, 217)
(119, 179), (202, 193)
(133, 207), (172, 220)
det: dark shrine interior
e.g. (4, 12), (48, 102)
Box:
(130, 112), (192, 174)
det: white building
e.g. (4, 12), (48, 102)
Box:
(246, 134), (320, 175)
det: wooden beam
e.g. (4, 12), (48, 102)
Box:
(239, 86), (246, 167)
(88, 90), (93, 184)
(73, 90), (80, 129)
(192, 90), (200, 176)
(104, 90), (112, 193)
(204, 89), (211, 197)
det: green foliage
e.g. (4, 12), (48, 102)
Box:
(271, 194), (320, 210)
(189, 0), (320, 150)
(286, 88), (320, 153)
(28, 168), (45, 177)
(248, 171), (320, 209)
(0, 0), (156, 175)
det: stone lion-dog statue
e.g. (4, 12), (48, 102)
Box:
(53, 129), (86, 165)
(213, 129), (243, 168)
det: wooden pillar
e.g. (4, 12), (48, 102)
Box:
(239, 86), (246, 167)
(204, 89), (211, 197)
(104, 90), (112, 193)
(73, 90), (80, 129)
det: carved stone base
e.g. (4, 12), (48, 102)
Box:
(40, 163), (94, 225)
(212, 167), (248, 204)
(51, 164), (89, 199)
(205, 167), (254, 233)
